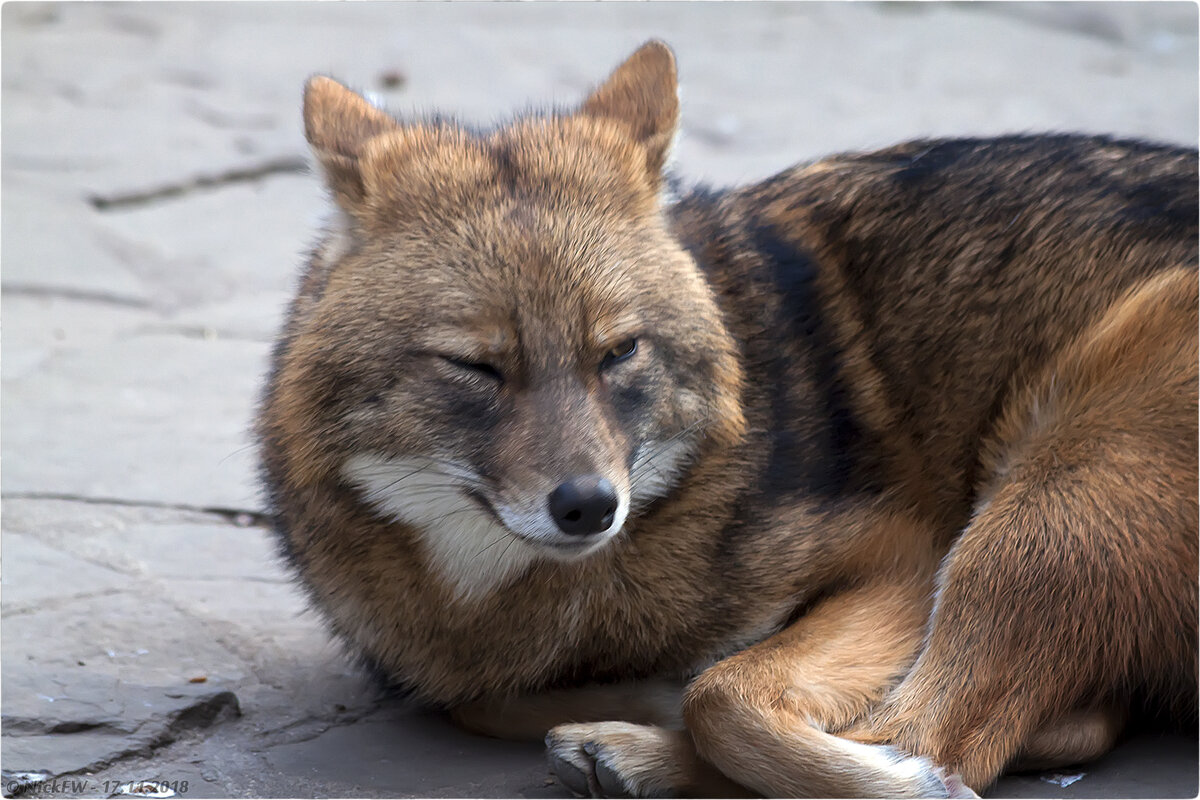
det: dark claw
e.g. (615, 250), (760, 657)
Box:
(593, 757), (633, 798)
(550, 753), (592, 797)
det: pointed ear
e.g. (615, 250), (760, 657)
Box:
(303, 76), (400, 208)
(580, 40), (679, 178)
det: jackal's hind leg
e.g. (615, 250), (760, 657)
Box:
(682, 575), (977, 797)
(1013, 708), (1127, 772)
(852, 269), (1199, 791)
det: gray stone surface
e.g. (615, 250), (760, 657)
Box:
(2, 2), (1196, 798)
(2, 179), (151, 306)
(2, 335), (268, 510)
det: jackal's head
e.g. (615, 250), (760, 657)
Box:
(270, 42), (745, 598)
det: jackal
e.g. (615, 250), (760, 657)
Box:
(258, 41), (1198, 797)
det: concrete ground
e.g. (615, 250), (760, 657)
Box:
(2, 2), (1197, 798)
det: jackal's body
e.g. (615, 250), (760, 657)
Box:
(258, 42), (1198, 797)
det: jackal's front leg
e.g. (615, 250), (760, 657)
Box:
(451, 679), (745, 796)
(546, 721), (752, 798)
(544, 575), (972, 798)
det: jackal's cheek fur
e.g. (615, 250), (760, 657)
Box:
(341, 452), (633, 598)
(629, 435), (700, 509)
(341, 453), (542, 601)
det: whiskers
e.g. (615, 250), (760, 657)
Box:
(630, 420), (705, 507)
(472, 524), (520, 561)
(352, 455), (484, 498)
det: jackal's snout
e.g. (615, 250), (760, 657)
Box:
(548, 474), (619, 536)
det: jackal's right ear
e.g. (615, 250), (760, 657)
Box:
(303, 76), (400, 209)
(581, 40), (679, 180)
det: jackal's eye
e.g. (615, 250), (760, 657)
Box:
(442, 356), (504, 383)
(600, 338), (638, 371)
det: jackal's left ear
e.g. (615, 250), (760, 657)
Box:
(303, 76), (400, 209)
(581, 40), (679, 179)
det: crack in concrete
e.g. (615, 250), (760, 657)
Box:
(1, 492), (269, 527)
(174, 575), (292, 584)
(130, 323), (273, 343)
(184, 99), (278, 132)
(252, 701), (384, 749)
(2, 718), (133, 737)
(0, 285), (151, 309)
(3, 692), (241, 792)
(87, 157), (309, 211)
(3, 529), (151, 579)
(2, 588), (129, 619)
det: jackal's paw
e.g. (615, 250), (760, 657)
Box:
(934, 769), (979, 799)
(862, 744), (979, 799)
(876, 746), (979, 799)
(546, 722), (683, 798)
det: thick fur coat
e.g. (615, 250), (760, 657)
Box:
(258, 42), (1198, 797)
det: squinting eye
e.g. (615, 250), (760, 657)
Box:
(600, 338), (638, 371)
(443, 356), (504, 383)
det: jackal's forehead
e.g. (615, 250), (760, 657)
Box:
(357, 116), (657, 225)
(332, 126), (687, 346)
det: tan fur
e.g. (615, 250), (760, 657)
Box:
(549, 722), (753, 798)
(843, 267), (1199, 788)
(451, 680), (685, 740)
(258, 41), (1198, 797)
(1014, 707), (1127, 771)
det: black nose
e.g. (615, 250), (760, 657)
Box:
(548, 475), (619, 535)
